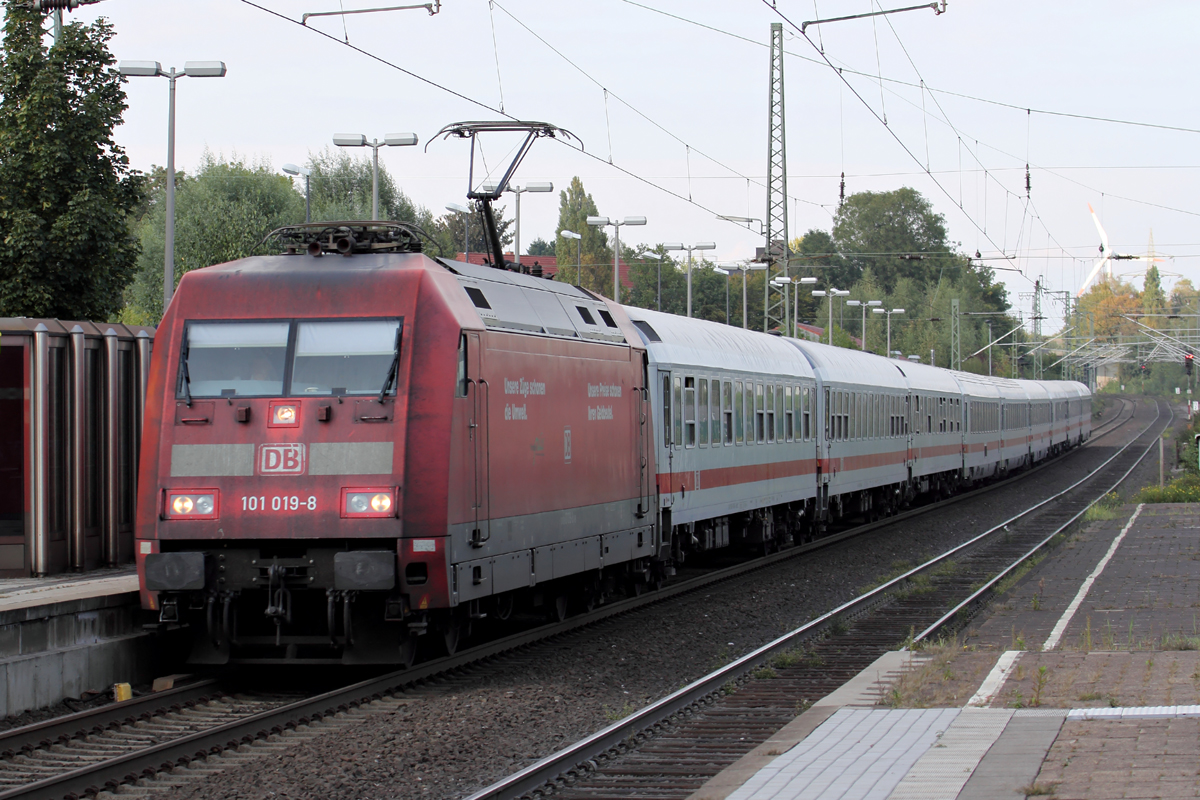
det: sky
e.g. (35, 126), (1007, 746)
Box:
(65, 0), (1200, 331)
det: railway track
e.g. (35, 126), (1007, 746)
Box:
(465, 397), (1170, 800)
(0, 397), (1139, 800)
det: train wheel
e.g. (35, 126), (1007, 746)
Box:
(398, 635), (418, 669)
(494, 593), (514, 621)
(548, 593), (568, 623)
(441, 615), (465, 656)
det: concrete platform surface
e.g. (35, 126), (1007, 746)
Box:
(702, 501), (1200, 800)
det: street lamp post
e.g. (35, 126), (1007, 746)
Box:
(282, 163), (311, 223)
(333, 132), (418, 220)
(446, 203), (470, 260)
(639, 252), (664, 310)
(846, 299), (882, 351)
(119, 60), (227, 311)
(872, 308), (906, 357)
(587, 216), (647, 302)
(560, 230), (582, 284)
(506, 182), (553, 266)
(728, 264), (768, 328)
(811, 287), (850, 346)
(714, 267), (730, 323)
(663, 242), (716, 318)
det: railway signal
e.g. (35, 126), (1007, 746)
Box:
(1186, 353), (1194, 376)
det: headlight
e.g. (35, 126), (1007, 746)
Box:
(268, 401), (300, 427)
(165, 491), (218, 519)
(274, 405), (297, 424)
(342, 488), (396, 518)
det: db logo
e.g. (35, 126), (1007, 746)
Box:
(258, 444), (306, 475)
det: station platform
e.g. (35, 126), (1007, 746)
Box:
(689, 503), (1200, 800)
(0, 566), (152, 719)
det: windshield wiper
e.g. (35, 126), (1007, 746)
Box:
(379, 324), (402, 403)
(180, 341), (193, 407)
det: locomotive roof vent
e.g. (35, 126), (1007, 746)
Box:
(262, 221), (431, 257)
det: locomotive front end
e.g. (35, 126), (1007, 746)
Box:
(135, 224), (461, 664)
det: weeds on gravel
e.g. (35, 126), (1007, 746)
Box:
(1020, 780), (1059, 796)
(603, 701), (637, 721)
(883, 637), (964, 708)
(1135, 474), (1200, 504)
(1030, 666), (1050, 708)
(1082, 491), (1122, 522)
(1161, 634), (1200, 650)
(770, 648), (823, 669)
(858, 560), (914, 594)
(829, 617), (850, 636)
(752, 666), (778, 680)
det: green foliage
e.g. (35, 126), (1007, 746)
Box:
(305, 146), (430, 227)
(433, 198), (511, 260)
(1134, 475), (1200, 504)
(525, 236), (553, 256)
(553, 177), (611, 294)
(0, 9), (144, 321)
(1083, 491), (1123, 521)
(121, 153), (304, 324)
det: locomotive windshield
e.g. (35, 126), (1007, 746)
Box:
(179, 319), (400, 398)
(184, 322), (289, 397)
(292, 320), (400, 395)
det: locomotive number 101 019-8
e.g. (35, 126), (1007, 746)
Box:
(241, 495), (318, 512)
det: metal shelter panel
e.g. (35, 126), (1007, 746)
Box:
(0, 319), (154, 577)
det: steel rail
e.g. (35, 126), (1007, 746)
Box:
(0, 401), (1132, 800)
(912, 398), (1171, 643)
(0, 679), (219, 756)
(462, 398), (1164, 800)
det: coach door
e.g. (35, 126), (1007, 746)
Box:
(467, 333), (490, 545)
(658, 370), (673, 508)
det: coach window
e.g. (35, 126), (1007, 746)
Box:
(734, 381), (744, 444)
(684, 377), (696, 447)
(755, 383), (765, 443)
(673, 377), (683, 448)
(698, 378), (709, 447)
(710, 379), (721, 446)
(662, 373), (672, 447)
(802, 387), (811, 440)
(746, 381), (756, 445)
(765, 384), (775, 442)
(776, 385), (785, 442)
(785, 386), (794, 441)
(723, 381), (733, 445)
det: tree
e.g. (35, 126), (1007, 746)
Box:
(526, 237), (553, 256)
(121, 153), (304, 323)
(305, 147), (429, 227)
(434, 200), (513, 259)
(0, 9), (144, 320)
(554, 177), (611, 294)
(1142, 264), (1166, 323)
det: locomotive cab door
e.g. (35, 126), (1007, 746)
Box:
(466, 333), (489, 546)
(636, 354), (651, 519)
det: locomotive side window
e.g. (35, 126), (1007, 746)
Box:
(684, 377), (696, 448)
(455, 334), (467, 397)
(292, 320), (400, 396)
(723, 381), (733, 445)
(577, 306), (597, 326)
(182, 322), (289, 397)
(698, 378), (709, 447)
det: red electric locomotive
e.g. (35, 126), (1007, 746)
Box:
(137, 220), (659, 664)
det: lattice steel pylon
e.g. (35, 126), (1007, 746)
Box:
(950, 299), (961, 371)
(764, 22), (788, 333)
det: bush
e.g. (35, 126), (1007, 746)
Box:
(1135, 476), (1200, 504)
